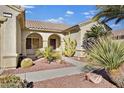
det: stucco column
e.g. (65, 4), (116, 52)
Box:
(42, 34), (49, 49)
(0, 16), (7, 69)
(43, 40), (48, 48)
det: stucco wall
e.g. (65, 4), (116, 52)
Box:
(66, 21), (105, 57)
(0, 6), (21, 68)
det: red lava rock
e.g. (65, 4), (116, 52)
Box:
(33, 73), (117, 88)
(2, 58), (73, 75)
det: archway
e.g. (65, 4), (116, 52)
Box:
(26, 33), (43, 56)
(48, 34), (61, 49)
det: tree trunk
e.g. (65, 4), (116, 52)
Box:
(107, 68), (124, 88)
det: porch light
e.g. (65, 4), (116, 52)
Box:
(3, 12), (12, 18)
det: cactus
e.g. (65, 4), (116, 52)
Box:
(21, 58), (33, 68)
(63, 33), (77, 57)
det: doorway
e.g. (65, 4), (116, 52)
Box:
(50, 39), (56, 49)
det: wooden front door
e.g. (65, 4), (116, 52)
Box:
(50, 39), (56, 49)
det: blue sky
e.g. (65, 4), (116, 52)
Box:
(24, 5), (124, 30)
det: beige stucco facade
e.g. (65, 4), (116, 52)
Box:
(0, 5), (111, 69)
(0, 6), (24, 68)
(65, 21), (110, 57)
(21, 30), (65, 58)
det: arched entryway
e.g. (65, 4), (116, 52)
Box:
(48, 34), (61, 50)
(26, 33), (43, 56)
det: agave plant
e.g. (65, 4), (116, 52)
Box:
(63, 33), (77, 57)
(88, 37), (124, 87)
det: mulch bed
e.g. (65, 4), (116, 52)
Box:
(2, 58), (74, 75)
(33, 73), (117, 88)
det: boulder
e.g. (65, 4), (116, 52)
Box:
(85, 72), (103, 84)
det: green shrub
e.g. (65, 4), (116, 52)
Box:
(43, 47), (62, 64)
(63, 32), (77, 57)
(88, 37), (124, 70)
(35, 49), (44, 58)
(52, 51), (62, 60)
(0, 75), (25, 88)
(43, 47), (54, 64)
(21, 58), (33, 68)
(88, 37), (124, 87)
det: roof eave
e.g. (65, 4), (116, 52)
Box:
(25, 27), (63, 33)
(7, 5), (25, 12)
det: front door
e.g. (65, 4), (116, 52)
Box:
(50, 39), (56, 49)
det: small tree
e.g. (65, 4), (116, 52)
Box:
(82, 25), (110, 52)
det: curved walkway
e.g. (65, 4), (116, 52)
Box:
(16, 57), (88, 82)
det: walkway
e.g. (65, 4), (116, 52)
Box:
(16, 67), (82, 82)
(62, 57), (87, 71)
(16, 57), (88, 82)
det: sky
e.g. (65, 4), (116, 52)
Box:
(24, 5), (124, 30)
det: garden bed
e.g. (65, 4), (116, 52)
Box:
(34, 73), (116, 88)
(2, 58), (74, 75)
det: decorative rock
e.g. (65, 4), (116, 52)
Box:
(77, 57), (80, 60)
(56, 59), (62, 64)
(85, 72), (103, 84)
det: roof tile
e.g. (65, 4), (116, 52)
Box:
(26, 20), (70, 32)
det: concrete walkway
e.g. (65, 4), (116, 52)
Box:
(16, 67), (82, 82)
(62, 57), (87, 71)
(16, 57), (88, 82)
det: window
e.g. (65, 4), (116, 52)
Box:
(32, 38), (39, 49)
(26, 38), (31, 49)
(26, 38), (40, 49)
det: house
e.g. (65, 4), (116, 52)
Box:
(112, 30), (124, 40)
(0, 5), (111, 69)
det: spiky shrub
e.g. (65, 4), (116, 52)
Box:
(21, 58), (33, 68)
(0, 75), (25, 88)
(43, 46), (54, 64)
(35, 49), (44, 58)
(63, 33), (77, 57)
(88, 37), (124, 87)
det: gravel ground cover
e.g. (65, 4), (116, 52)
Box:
(34, 73), (116, 88)
(3, 58), (73, 74)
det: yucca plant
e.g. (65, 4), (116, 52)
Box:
(63, 33), (77, 57)
(88, 37), (124, 87)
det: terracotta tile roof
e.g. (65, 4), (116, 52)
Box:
(26, 20), (71, 32)
(112, 30), (124, 36)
